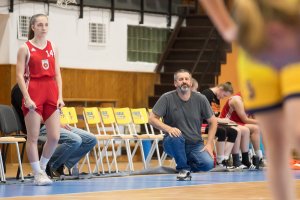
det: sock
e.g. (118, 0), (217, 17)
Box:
(224, 155), (229, 160)
(255, 150), (263, 160)
(241, 152), (251, 167)
(217, 155), (224, 164)
(40, 156), (50, 171)
(30, 161), (42, 175)
(232, 153), (241, 167)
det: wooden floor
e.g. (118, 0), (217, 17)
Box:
(2, 163), (300, 200)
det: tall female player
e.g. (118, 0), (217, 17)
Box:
(16, 13), (64, 185)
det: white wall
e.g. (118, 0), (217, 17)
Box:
(0, 2), (177, 72)
(0, 14), (10, 64)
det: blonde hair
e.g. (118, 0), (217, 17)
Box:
(234, 0), (300, 53)
(217, 82), (233, 94)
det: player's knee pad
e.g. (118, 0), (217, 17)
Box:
(226, 128), (238, 143)
(216, 127), (226, 142)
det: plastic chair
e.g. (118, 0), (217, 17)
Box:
(130, 108), (163, 168)
(113, 107), (147, 171)
(98, 107), (135, 172)
(60, 107), (96, 174)
(0, 105), (26, 182)
(83, 107), (117, 174)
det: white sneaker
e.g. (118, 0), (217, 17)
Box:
(34, 171), (53, 186)
(236, 164), (248, 170)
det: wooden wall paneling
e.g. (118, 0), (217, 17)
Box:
(0, 64), (13, 105)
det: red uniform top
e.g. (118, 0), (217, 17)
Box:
(22, 40), (58, 121)
(220, 93), (245, 125)
(24, 40), (56, 80)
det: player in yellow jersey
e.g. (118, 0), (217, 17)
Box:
(198, 0), (300, 200)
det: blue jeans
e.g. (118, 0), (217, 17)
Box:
(163, 135), (214, 172)
(40, 125), (97, 170)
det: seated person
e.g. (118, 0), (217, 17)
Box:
(11, 84), (97, 177)
(220, 92), (264, 168)
(149, 69), (217, 180)
(191, 80), (238, 168)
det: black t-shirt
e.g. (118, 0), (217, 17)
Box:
(11, 84), (27, 134)
(201, 88), (220, 117)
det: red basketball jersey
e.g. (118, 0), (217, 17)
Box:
(220, 93), (245, 125)
(24, 40), (56, 80)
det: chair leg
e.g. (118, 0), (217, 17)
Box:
(16, 141), (26, 179)
(110, 139), (119, 173)
(125, 140), (134, 171)
(93, 145), (104, 174)
(0, 149), (6, 182)
(3, 143), (9, 173)
(14, 142), (24, 181)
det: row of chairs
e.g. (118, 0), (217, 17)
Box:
(59, 107), (165, 174)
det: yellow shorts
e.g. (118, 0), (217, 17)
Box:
(238, 50), (300, 113)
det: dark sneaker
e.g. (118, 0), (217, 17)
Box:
(259, 159), (267, 168)
(221, 159), (235, 169)
(45, 163), (52, 177)
(252, 155), (260, 170)
(52, 164), (65, 177)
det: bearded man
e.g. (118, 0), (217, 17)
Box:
(149, 69), (217, 180)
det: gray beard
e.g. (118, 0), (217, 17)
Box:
(178, 85), (190, 94)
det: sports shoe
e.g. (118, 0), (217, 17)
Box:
(34, 171), (53, 186)
(235, 163), (248, 170)
(71, 166), (79, 177)
(252, 155), (260, 170)
(217, 159), (235, 169)
(259, 159), (267, 168)
(177, 170), (191, 181)
(52, 164), (65, 177)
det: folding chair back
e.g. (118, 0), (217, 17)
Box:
(0, 105), (21, 135)
(83, 107), (101, 126)
(60, 107), (70, 125)
(67, 107), (79, 126)
(113, 108), (133, 125)
(99, 107), (116, 125)
(131, 108), (149, 125)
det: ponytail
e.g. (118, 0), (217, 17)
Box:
(217, 82), (233, 94)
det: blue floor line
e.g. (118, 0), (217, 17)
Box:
(1, 171), (300, 198)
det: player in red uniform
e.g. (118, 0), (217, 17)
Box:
(16, 13), (64, 185)
(220, 93), (264, 168)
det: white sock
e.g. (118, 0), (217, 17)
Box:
(217, 155), (225, 164)
(40, 156), (50, 171)
(224, 155), (229, 160)
(255, 150), (263, 160)
(31, 161), (42, 175)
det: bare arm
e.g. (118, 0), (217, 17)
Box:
(148, 111), (181, 137)
(16, 45), (36, 109)
(230, 97), (258, 124)
(201, 115), (217, 158)
(53, 44), (64, 108)
(199, 0), (237, 42)
(205, 115), (217, 146)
